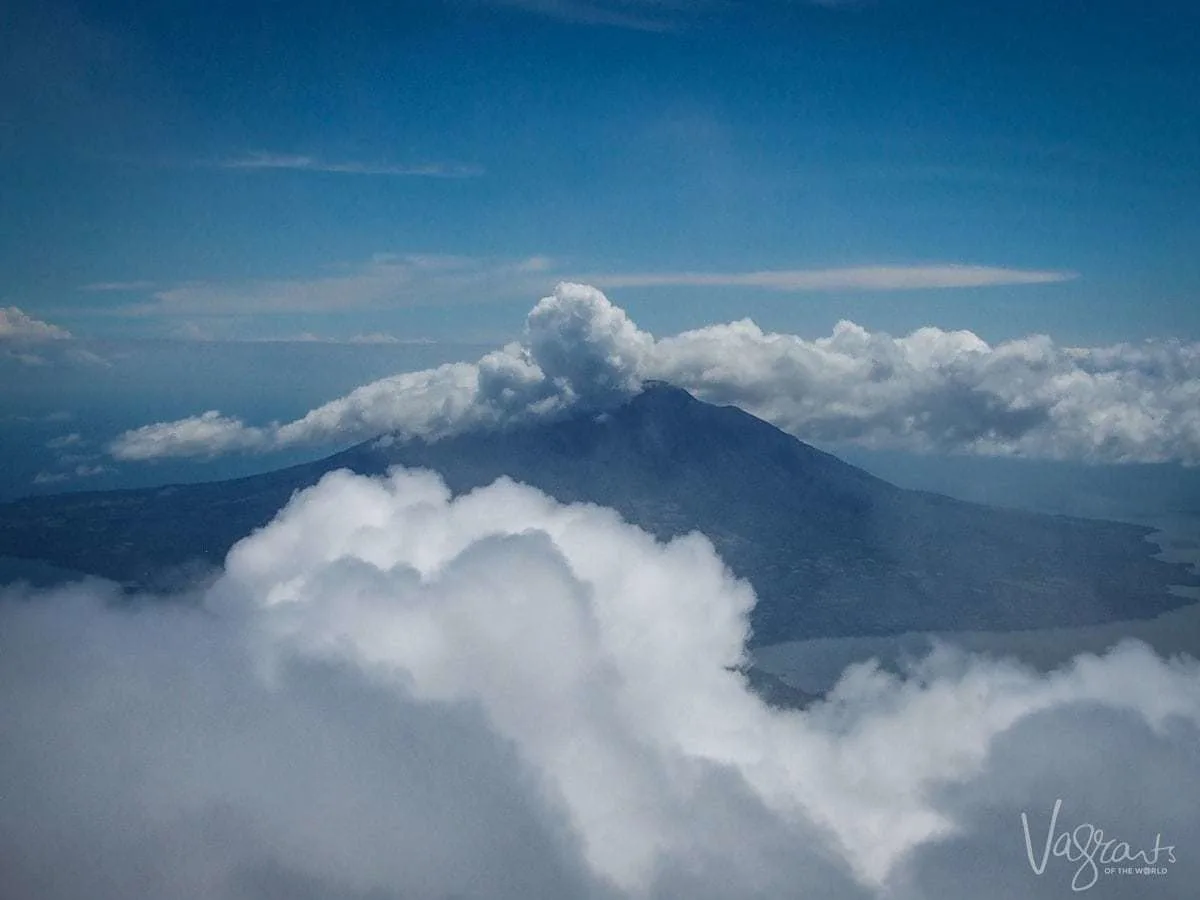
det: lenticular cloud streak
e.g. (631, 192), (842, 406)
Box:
(4, 467), (1198, 900)
(110, 283), (1200, 465)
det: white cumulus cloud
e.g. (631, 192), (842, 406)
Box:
(109, 283), (1200, 465)
(1, 468), (1197, 900)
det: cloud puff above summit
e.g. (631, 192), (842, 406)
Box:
(110, 284), (1200, 465)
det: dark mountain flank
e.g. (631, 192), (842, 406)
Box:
(2, 383), (1195, 645)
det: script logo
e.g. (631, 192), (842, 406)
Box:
(1021, 798), (1176, 892)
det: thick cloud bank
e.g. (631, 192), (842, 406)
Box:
(110, 284), (1200, 465)
(2, 468), (1198, 899)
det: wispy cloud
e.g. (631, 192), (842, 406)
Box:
(2, 411), (73, 425)
(114, 255), (558, 318)
(6, 350), (48, 366)
(79, 281), (157, 293)
(586, 264), (1077, 292)
(164, 317), (436, 345)
(106, 257), (1070, 324)
(480, 0), (868, 29)
(31, 471), (69, 486)
(347, 333), (436, 345)
(169, 321), (216, 341)
(213, 152), (484, 179)
(249, 332), (437, 345)
(0, 306), (71, 339)
(64, 347), (112, 367)
(45, 433), (84, 450)
(483, 0), (694, 30)
(32, 463), (109, 486)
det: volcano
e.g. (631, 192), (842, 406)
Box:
(1, 382), (1195, 644)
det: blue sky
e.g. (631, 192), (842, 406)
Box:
(3, 0), (1198, 346)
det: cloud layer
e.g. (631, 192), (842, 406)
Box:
(111, 283), (1200, 465)
(2, 467), (1198, 899)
